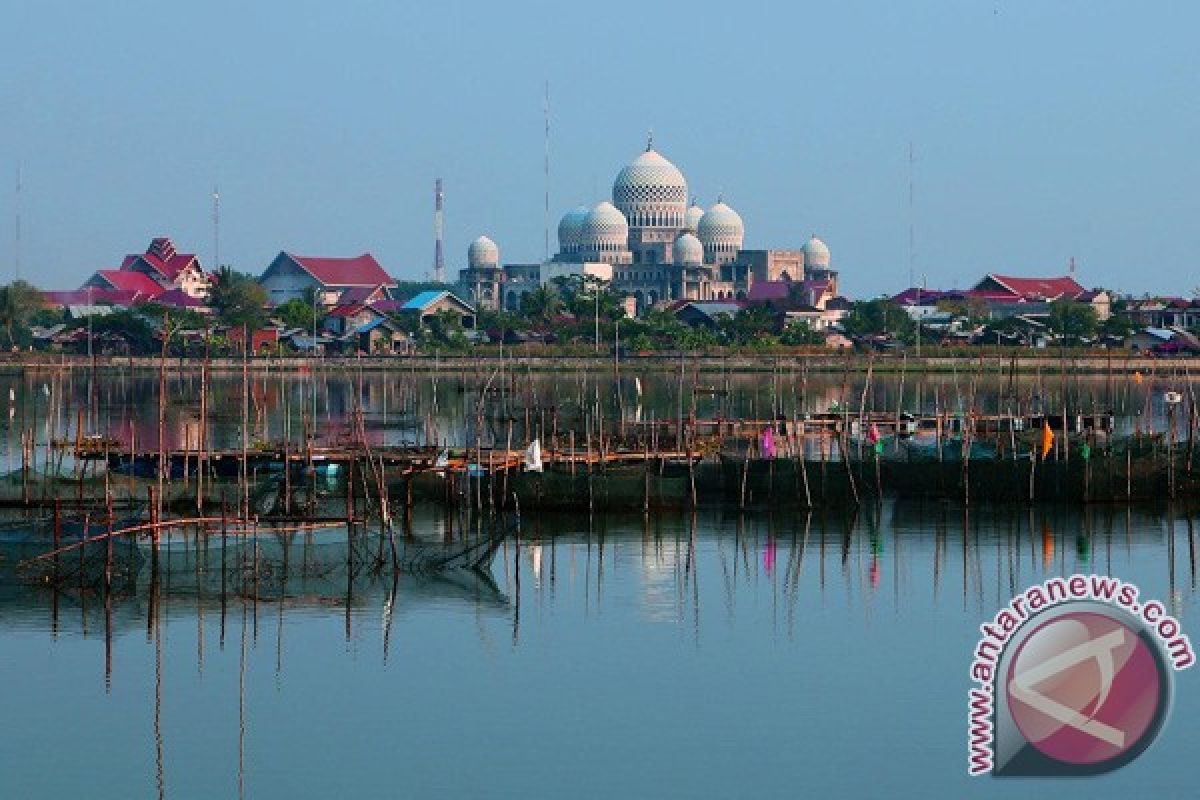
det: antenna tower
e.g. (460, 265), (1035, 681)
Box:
(543, 80), (551, 261)
(434, 178), (444, 283)
(908, 141), (915, 289)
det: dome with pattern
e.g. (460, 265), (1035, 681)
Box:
(684, 203), (705, 231)
(672, 232), (704, 266)
(803, 235), (831, 269)
(557, 206), (590, 254)
(578, 201), (629, 256)
(468, 235), (499, 269)
(696, 200), (744, 264)
(612, 146), (689, 229)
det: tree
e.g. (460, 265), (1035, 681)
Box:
(519, 285), (564, 325)
(209, 267), (269, 330)
(1099, 313), (1134, 339)
(1047, 300), (1098, 341)
(841, 298), (915, 340)
(274, 298), (317, 331)
(780, 320), (824, 346)
(719, 305), (779, 346)
(133, 301), (207, 331)
(85, 309), (157, 353)
(935, 295), (988, 324)
(0, 280), (46, 347)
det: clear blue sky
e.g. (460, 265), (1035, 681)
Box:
(2, 0), (1196, 297)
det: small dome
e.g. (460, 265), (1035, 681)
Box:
(803, 235), (830, 269)
(672, 232), (704, 265)
(697, 201), (745, 246)
(557, 206), (590, 253)
(468, 235), (499, 269)
(613, 145), (689, 228)
(578, 201), (629, 255)
(684, 203), (705, 231)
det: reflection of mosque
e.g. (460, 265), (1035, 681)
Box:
(460, 137), (838, 314)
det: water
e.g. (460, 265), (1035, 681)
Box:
(1, 367), (1195, 796)
(3, 502), (1198, 798)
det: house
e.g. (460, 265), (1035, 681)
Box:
(1121, 298), (1200, 329)
(43, 288), (151, 310)
(323, 303), (388, 336)
(970, 273), (1110, 321)
(227, 326), (284, 353)
(258, 252), (396, 306)
(152, 288), (212, 313)
(1125, 327), (1200, 354)
(674, 301), (742, 329)
(81, 237), (211, 299)
(893, 275), (1110, 323)
(746, 278), (837, 312)
(345, 317), (410, 354)
(83, 269), (164, 296)
(398, 290), (476, 329)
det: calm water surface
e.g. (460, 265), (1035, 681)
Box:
(1, 369), (1196, 797)
(3, 501), (1198, 798)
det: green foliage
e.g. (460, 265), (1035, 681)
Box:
(718, 305), (780, 346)
(1047, 300), (1098, 340)
(0, 280), (46, 347)
(1099, 313), (1134, 339)
(132, 302), (208, 331)
(274, 298), (317, 331)
(519, 285), (564, 324)
(779, 320), (824, 346)
(209, 267), (269, 330)
(934, 295), (988, 323)
(85, 310), (157, 352)
(842, 298), (915, 341)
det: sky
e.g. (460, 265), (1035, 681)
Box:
(1, 0), (1197, 298)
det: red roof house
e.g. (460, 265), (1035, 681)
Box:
(259, 252), (396, 306)
(83, 269), (166, 296)
(971, 274), (1087, 302)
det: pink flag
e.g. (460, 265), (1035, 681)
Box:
(868, 423), (881, 444)
(762, 427), (776, 458)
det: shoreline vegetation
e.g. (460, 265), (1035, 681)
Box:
(0, 350), (1195, 374)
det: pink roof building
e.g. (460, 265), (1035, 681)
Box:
(79, 237), (211, 301)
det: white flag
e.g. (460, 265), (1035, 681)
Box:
(524, 439), (543, 472)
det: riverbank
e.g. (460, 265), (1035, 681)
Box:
(0, 350), (1194, 374)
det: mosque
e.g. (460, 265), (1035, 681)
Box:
(459, 138), (838, 314)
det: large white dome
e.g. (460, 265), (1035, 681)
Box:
(468, 235), (499, 269)
(672, 232), (704, 266)
(578, 201), (629, 256)
(803, 235), (830, 269)
(557, 206), (590, 254)
(684, 203), (705, 231)
(612, 146), (688, 229)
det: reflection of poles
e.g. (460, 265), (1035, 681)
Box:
(238, 599), (247, 800)
(152, 556), (166, 800)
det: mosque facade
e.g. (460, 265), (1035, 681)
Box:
(459, 139), (837, 314)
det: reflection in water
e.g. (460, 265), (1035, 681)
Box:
(4, 501), (1199, 797)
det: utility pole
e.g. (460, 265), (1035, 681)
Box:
(212, 186), (220, 270)
(14, 165), (21, 280)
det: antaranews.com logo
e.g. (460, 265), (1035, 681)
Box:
(968, 574), (1194, 776)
